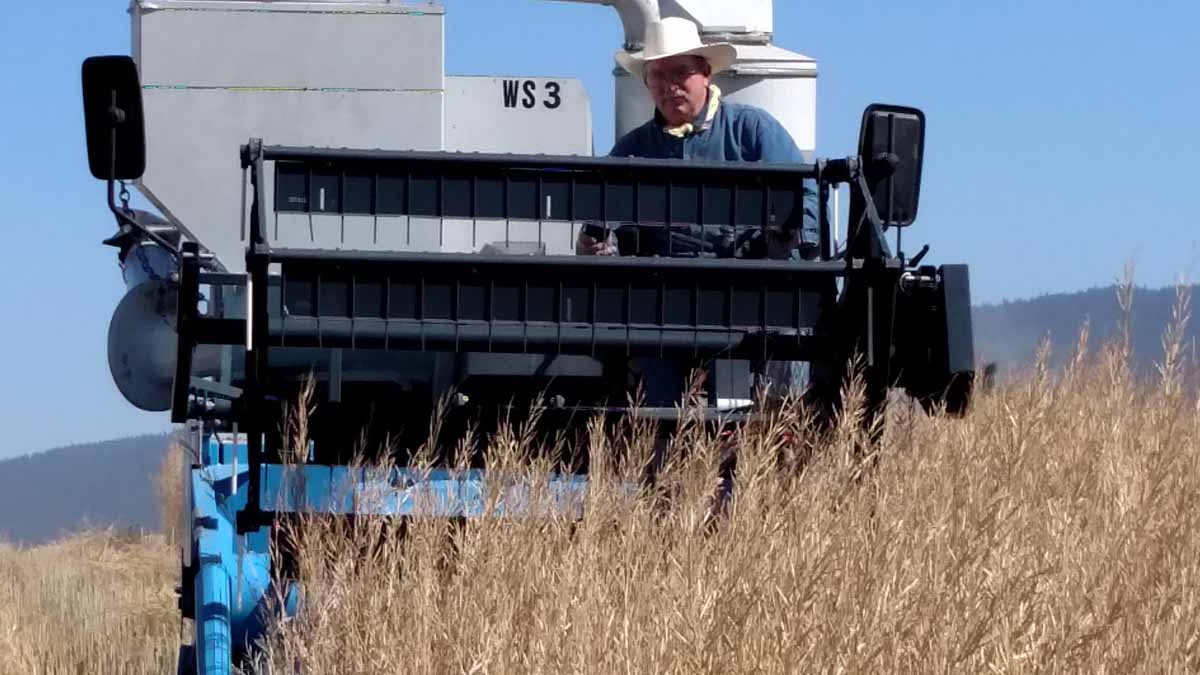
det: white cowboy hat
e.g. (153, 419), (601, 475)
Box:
(615, 17), (737, 80)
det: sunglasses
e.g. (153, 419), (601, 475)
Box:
(644, 59), (708, 87)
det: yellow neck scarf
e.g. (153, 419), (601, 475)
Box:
(663, 84), (722, 138)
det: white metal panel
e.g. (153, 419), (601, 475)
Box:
(659, 0), (773, 36)
(444, 76), (593, 155)
(135, 1), (444, 90)
(443, 75), (591, 248)
(720, 76), (817, 159)
(424, 217), (579, 256)
(140, 89), (444, 269)
(132, 0), (446, 271)
(728, 44), (818, 76)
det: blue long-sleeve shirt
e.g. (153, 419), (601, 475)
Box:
(607, 89), (820, 259)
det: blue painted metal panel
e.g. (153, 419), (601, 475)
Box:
(192, 469), (232, 675)
(186, 433), (605, 673)
(203, 435), (250, 467)
(191, 462), (287, 675)
(257, 465), (591, 518)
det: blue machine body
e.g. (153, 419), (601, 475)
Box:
(184, 434), (591, 675)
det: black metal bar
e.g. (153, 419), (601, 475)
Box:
(349, 273), (357, 350)
(314, 271), (322, 330)
(888, 113), (900, 258)
(818, 176), (831, 260)
(556, 280), (564, 355)
(267, 318), (833, 361)
(270, 248), (849, 275)
(199, 272), (247, 287)
(599, 175), (607, 226)
(171, 242), (201, 423)
(240, 166), (248, 242)
(383, 276), (392, 349)
(730, 182), (738, 230)
(372, 171), (380, 245)
(846, 166), (893, 262)
(761, 182), (771, 243)
(886, 113), (896, 225)
(193, 318), (245, 345)
(261, 145), (820, 178)
(241, 141), (270, 532)
(939, 265), (976, 375)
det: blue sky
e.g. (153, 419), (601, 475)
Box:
(2, 0), (1198, 457)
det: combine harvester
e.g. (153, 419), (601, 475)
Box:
(80, 1), (975, 672)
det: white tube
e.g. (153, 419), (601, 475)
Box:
(542, 0), (660, 49)
(832, 186), (840, 249)
(245, 276), (254, 352)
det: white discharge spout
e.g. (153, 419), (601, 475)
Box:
(544, 0), (660, 49)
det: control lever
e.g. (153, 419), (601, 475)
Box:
(907, 244), (930, 268)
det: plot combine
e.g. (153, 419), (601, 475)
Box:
(81, 1), (974, 672)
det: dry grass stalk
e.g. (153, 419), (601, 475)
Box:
(248, 320), (1200, 675)
(8, 296), (1200, 674)
(0, 530), (179, 675)
(157, 435), (188, 547)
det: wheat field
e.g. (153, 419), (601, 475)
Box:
(0, 530), (179, 675)
(0, 435), (186, 675)
(251, 289), (1200, 674)
(4, 287), (1200, 674)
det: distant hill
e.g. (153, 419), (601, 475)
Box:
(973, 284), (1198, 380)
(0, 433), (173, 546)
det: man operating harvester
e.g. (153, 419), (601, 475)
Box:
(577, 17), (818, 406)
(576, 16), (819, 259)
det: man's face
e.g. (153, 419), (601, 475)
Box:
(644, 55), (712, 127)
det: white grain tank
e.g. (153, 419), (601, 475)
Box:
(608, 0), (818, 160)
(131, 0), (446, 271)
(130, 0), (594, 271)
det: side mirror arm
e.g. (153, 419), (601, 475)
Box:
(103, 176), (180, 259)
(844, 159), (893, 262)
(101, 90), (179, 258)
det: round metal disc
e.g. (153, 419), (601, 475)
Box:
(107, 279), (178, 411)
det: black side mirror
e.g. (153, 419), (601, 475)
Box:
(82, 55), (146, 181)
(855, 103), (925, 228)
